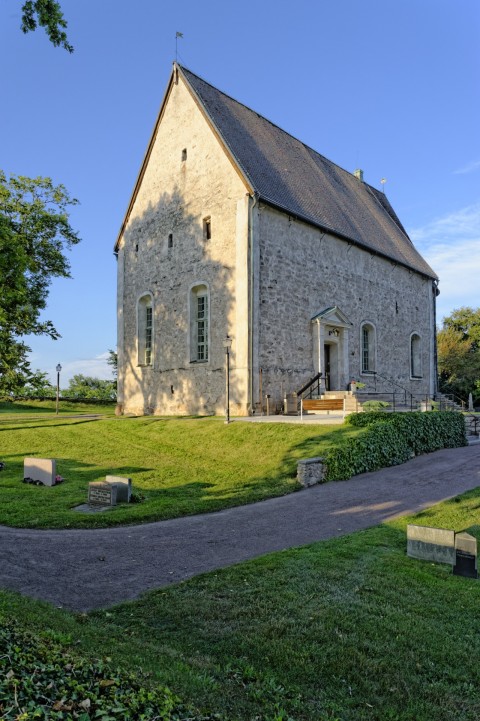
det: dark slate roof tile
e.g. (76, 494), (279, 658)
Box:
(181, 65), (436, 279)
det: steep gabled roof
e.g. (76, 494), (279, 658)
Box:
(179, 65), (436, 279)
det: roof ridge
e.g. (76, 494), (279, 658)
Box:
(178, 64), (380, 194)
(174, 63), (436, 279)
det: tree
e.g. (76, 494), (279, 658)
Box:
(107, 349), (118, 378)
(0, 171), (80, 395)
(65, 375), (117, 401)
(437, 307), (480, 404)
(21, 0), (73, 52)
(15, 370), (55, 398)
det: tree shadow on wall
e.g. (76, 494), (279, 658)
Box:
(119, 186), (239, 417)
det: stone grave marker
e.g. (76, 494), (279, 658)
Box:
(407, 525), (456, 565)
(88, 481), (117, 507)
(24, 458), (56, 487)
(297, 457), (326, 487)
(453, 532), (478, 579)
(105, 475), (132, 503)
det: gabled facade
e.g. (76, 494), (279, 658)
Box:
(115, 64), (438, 416)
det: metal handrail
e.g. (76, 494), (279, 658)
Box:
(354, 391), (398, 412)
(370, 371), (415, 408)
(295, 372), (324, 400)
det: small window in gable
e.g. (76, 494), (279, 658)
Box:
(410, 333), (422, 378)
(203, 216), (211, 240)
(137, 293), (154, 366)
(182, 148), (187, 161)
(168, 233), (173, 249)
(361, 322), (376, 374)
(190, 284), (209, 363)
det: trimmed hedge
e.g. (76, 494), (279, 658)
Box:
(0, 620), (220, 721)
(323, 412), (468, 481)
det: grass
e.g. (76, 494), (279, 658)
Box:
(0, 410), (361, 528)
(1, 489), (480, 720)
(0, 399), (117, 416)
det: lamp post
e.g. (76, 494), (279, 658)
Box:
(223, 335), (232, 424)
(55, 363), (62, 415)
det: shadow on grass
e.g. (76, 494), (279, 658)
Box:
(0, 417), (105, 432)
(274, 424), (362, 478)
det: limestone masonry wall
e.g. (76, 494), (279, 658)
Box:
(117, 75), (437, 418)
(255, 205), (435, 408)
(118, 75), (249, 416)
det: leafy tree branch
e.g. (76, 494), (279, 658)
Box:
(0, 171), (80, 394)
(21, 0), (73, 52)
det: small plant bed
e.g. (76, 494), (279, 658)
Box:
(0, 414), (361, 529)
(0, 621), (219, 720)
(1, 489), (480, 720)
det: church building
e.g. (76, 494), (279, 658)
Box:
(114, 63), (438, 416)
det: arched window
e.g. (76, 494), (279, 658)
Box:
(137, 293), (153, 366)
(361, 322), (376, 374)
(410, 333), (422, 378)
(190, 284), (209, 362)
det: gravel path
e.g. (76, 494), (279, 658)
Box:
(1, 444), (479, 612)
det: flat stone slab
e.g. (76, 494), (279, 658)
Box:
(73, 503), (115, 514)
(407, 524), (456, 565)
(24, 458), (56, 487)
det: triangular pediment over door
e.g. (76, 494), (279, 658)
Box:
(311, 307), (353, 391)
(311, 306), (353, 328)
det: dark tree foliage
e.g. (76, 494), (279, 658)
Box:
(107, 348), (118, 378)
(437, 307), (480, 404)
(21, 0), (73, 52)
(66, 374), (117, 401)
(0, 171), (80, 394)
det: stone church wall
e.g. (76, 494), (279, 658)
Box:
(117, 75), (249, 416)
(255, 204), (435, 409)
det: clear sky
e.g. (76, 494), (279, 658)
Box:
(1, 0), (479, 384)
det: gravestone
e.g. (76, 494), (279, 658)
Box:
(407, 525), (456, 565)
(105, 475), (131, 503)
(453, 532), (478, 579)
(88, 481), (117, 507)
(297, 457), (326, 487)
(24, 458), (56, 487)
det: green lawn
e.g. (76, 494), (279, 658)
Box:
(0, 411), (360, 528)
(0, 399), (117, 416)
(1, 490), (480, 720)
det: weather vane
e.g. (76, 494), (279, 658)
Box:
(380, 178), (387, 194)
(175, 31), (183, 62)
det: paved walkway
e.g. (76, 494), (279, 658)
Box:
(1, 444), (479, 612)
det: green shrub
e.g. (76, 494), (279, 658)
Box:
(323, 412), (467, 481)
(0, 620), (219, 721)
(362, 400), (390, 412)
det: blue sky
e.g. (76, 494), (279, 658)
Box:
(1, 0), (479, 384)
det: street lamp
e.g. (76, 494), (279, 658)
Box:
(55, 364), (62, 415)
(223, 335), (232, 424)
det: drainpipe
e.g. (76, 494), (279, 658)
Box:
(248, 192), (259, 414)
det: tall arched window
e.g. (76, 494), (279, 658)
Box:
(190, 284), (209, 362)
(361, 322), (376, 374)
(410, 333), (422, 378)
(137, 293), (153, 366)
